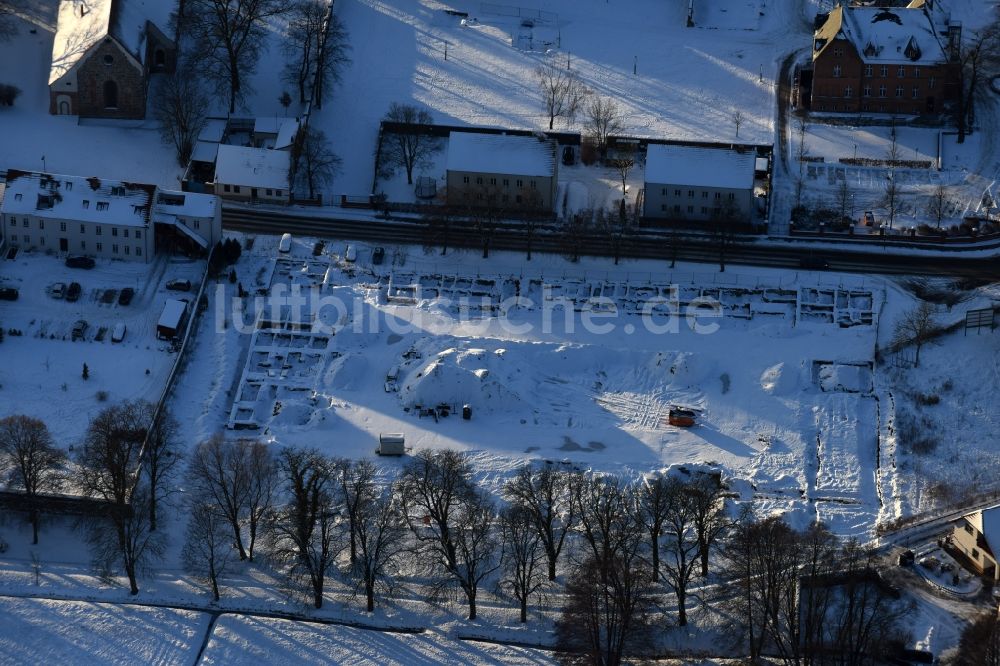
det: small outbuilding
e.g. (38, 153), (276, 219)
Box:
(157, 299), (188, 340)
(377, 433), (406, 456)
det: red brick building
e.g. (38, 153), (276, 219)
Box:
(808, 2), (961, 115)
(48, 0), (176, 119)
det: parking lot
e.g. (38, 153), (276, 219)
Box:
(0, 250), (205, 445)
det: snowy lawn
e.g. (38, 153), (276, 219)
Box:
(201, 614), (554, 665)
(0, 597), (208, 666)
(0, 251), (205, 446)
(317, 0), (789, 197)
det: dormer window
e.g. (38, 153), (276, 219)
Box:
(904, 37), (922, 62)
(111, 186), (125, 196)
(96, 201), (109, 211)
(863, 42), (878, 58)
(814, 39), (826, 52)
(65, 181), (73, 191)
(13, 193), (21, 201)
(82, 200), (89, 209)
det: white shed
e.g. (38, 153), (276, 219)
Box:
(377, 433), (406, 456)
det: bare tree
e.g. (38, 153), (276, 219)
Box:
(882, 173), (902, 230)
(181, 502), (232, 601)
(181, 0), (289, 113)
(337, 458), (376, 565)
(397, 449), (499, 620)
(154, 67), (209, 166)
(584, 96), (624, 157)
(283, 1), (350, 108)
(636, 474), (673, 581)
(536, 63), (587, 130)
(836, 179), (851, 224)
(0, 0), (24, 42)
(270, 447), (340, 608)
(928, 184), (948, 228)
(574, 474), (642, 573)
(885, 123), (900, 163)
(732, 109), (745, 138)
(291, 126), (341, 201)
(609, 156), (634, 196)
(891, 301), (938, 367)
(380, 103), (441, 185)
(503, 464), (577, 581)
(659, 477), (701, 627)
(687, 473), (728, 577)
(352, 487), (405, 612)
(82, 484), (164, 596)
(952, 612), (1000, 666)
(0, 415), (65, 544)
(956, 18), (1000, 143)
(187, 437), (275, 561)
(498, 505), (546, 623)
(143, 406), (182, 532)
(555, 554), (653, 666)
(708, 203), (743, 273)
(312, 11), (350, 109)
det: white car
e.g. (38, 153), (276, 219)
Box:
(111, 322), (126, 343)
(279, 233), (292, 253)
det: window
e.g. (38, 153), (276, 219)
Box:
(65, 181), (72, 191)
(13, 193), (21, 201)
(96, 243), (102, 251)
(661, 188), (667, 196)
(234, 186), (240, 193)
(224, 184), (231, 192)
(8, 218), (13, 227)
(661, 204), (667, 211)
(111, 228), (118, 237)
(973, 549), (980, 560)
(897, 66), (905, 77)
(80, 241), (85, 250)
(687, 205), (693, 213)
(95, 226), (101, 236)
(530, 180), (537, 189)
(266, 189), (272, 196)
(22, 219), (28, 227)
(80, 224), (85, 233)
(135, 230), (140, 239)
(728, 193), (735, 200)
(275, 190), (282, 197)
(124, 246), (130, 255)
(132, 205), (143, 215)
(96, 202), (109, 211)
(929, 76), (935, 88)
(878, 85), (887, 98)
(701, 206), (708, 214)
(516, 179), (523, 188)
(714, 192), (721, 200)
(965, 523), (975, 535)
(674, 189), (681, 197)
(135, 247), (141, 257)
(863, 85), (871, 97)
(913, 68), (920, 78)
(503, 179), (509, 186)
(123, 229), (129, 239)
(688, 190), (694, 198)
(489, 177), (496, 185)
(832, 65), (841, 78)
(702, 191), (708, 199)
(475, 177), (483, 185)
(103, 80), (118, 109)
(833, 47), (843, 57)
(39, 220), (44, 230)
(844, 86), (852, 98)
(23, 234), (29, 243)
(60, 222), (66, 232)
(111, 186), (125, 196)
(40, 237), (44, 246)
(880, 65), (888, 77)
(82, 200), (89, 209)
(912, 87), (920, 99)
(193, 221), (199, 229)
(103, 54), (114, 66)
(112, 244), (118, 254)
(864, 64), (873, 77)
(896, 86), (904, 98)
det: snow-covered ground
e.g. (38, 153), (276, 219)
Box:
(0, 251), (205, 446)
(0, 3), (181, 186)
(318, 0), (789, 198)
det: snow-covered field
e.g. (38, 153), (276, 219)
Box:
(318, 0), (788, 197)
(0, 597), (208, 666)
(0, 252), (205, 445)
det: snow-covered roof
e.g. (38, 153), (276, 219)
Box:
(0, 170), (154, 228)
(153, 189), (218, 219)
(214, 145), (290, 190)
(447, 133), (556, 178)
(158, 299), (187, 329)
(644, 144), (756, 189)
(254, 117), (299, 150)
(49, 0), (176, 84)
(199, 119), (228, 143)
(813, 4), (948, 65)
(191, 141), (219, 164)
(968, 506), (1000, 557)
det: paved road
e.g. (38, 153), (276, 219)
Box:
(224, 207), (1000, 280)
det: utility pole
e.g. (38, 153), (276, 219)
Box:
(633, 55), (637, 76)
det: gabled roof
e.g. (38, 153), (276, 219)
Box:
(968, 506), (1000, 559)
(447, 133), (556, 178)
(812, 3), (947, 65)
(644, 144), (756, 190)
(49, 0), (175, 84)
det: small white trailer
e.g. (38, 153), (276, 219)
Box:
(377, 433), (405, 456)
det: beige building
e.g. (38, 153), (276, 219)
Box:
(445, 133), (558, 212)
(0, 170), (220, 262)
(951, 506), (1000, 580)
(643, 144), (756, 223)
(214, 145), (291, 204)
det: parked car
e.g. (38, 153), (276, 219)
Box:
(863, 211), (876, 226)
(66, 282), (82, 302)
(111, 322), (127, 343)
(799, 255), (830, 270)
(372, 246), (385, 265)
(65, 256), (95, 269)
(345, 245), (357, 263)
(118, 287), (135, 306)
(166, 279), (191, 292)
(278, 233), (292, 253)
(51, 283), (67, 299)
(0, 287), (18, 301)
(71, 320), (88, 341)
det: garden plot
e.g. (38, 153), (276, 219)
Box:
(0, 252), (205, 446)
(223, 250), (885, 535)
